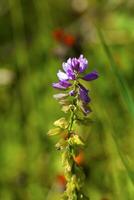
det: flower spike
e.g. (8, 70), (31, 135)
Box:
(50, 55), (99, 200)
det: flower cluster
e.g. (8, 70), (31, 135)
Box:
(49, 55), (99, 200)
(53, 55), (99, 115)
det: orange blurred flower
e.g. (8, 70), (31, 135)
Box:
(74, 151), (85, 166)
(56, 174), (67, 186)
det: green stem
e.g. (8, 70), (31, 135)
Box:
(68, 110), (75, 136)
(68, 81), (78, 137)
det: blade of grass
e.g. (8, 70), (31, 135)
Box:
(97, 27), (134, 117)
(94, 100), (134, 186)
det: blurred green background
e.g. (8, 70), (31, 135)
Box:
(0, 0), (134, 199)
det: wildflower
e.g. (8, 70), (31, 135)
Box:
(62, 55), (88, 80)
(50, 54), (99, 200)
(53, 55), (98, 87)
(52, 54), (99, 115)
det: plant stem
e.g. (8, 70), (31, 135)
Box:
(68, 110), (75, 136)
(68, 81), (78, 137)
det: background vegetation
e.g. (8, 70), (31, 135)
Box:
(0, 0), (134, 199)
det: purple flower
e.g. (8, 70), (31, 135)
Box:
(52, 80), (72, 90)
(78, 84), (90, 104)
(82, 71), (99, 81)
(52, 54), (99, 117)
(62, 55), (88, 80)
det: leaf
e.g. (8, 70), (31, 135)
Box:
(47, 127), (62, 136)
(68, 135), (85, 146)
(97, 27), (134, 186)
(54, 117), (68, 129)
(97, 27), (134, 117)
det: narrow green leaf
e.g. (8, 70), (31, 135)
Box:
(97, 27), (134, 117)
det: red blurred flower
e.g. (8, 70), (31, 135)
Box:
(64, 34), (76, 47)
(53, 28), (76, 47)
(53, 28), (64, 42)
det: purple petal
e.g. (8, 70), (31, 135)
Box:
(61, 80), (72, 87)
(62, 60), (75, 80)
(82, 71), (99, 81)
(52, 81), (72, 90)
(66, 69), (76, 80)
(78, 54), (88, 73)
(79, 84), (90, 104)
(71, 58), (79, 71)
(52, 82), (67, 90)
(62, 58), (72, 73)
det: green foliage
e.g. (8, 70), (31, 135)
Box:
(0, 0), (134, 199)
